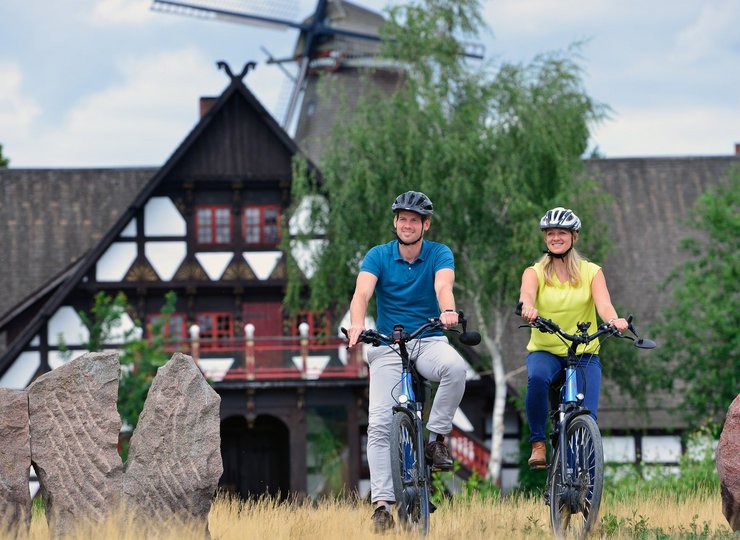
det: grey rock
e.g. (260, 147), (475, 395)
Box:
(28, 352), (123, 537)
(0, 389), (31, 533)
(123, 353), (222, 534)
(717, 393), (740, 532)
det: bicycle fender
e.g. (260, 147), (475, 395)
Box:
(392, 405), (416, 422)
(562, 408), (592, 428)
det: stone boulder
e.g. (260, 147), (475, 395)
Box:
(0, 389), (31, 533)
(717, 393), (740, 532)
(123, 353), (222, 534)
(28, 352), (123, 537)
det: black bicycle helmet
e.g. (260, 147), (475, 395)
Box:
(391, 191), (434, 216)
(539, 207), (581, 231)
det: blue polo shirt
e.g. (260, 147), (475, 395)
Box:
(360, 240), (455, 337)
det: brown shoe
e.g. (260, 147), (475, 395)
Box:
(425, 440), (453, 470)
(371, 505), (394, 533)
(528, 441), (547, 469)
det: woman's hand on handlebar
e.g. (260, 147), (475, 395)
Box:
(609, 317), (629, 334)
(519, 303), (539, 323)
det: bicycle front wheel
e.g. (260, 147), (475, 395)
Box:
(549, 414), (604, 539)
(390, 411), (430, 535)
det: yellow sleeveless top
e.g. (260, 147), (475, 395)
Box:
(526, 259), (601, 356)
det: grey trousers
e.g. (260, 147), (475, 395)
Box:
(366, 336), (467, 503)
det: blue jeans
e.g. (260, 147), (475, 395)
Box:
(525, 351), (602, 443)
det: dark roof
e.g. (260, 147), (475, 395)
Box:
(0, 168), (154, 321)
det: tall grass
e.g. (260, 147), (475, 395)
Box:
(9, 488), (732, 540)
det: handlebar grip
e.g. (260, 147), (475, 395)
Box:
(340, 327), (349, 339)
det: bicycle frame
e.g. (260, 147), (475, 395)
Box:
(392, 330), (431, 530)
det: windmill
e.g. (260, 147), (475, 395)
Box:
(151, 0), (484, 164)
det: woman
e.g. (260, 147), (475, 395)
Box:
(518, 207), (628, 469)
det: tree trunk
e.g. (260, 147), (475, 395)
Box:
(473, 299), (507, 486)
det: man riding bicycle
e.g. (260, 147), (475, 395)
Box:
(347, 191), (467, 533)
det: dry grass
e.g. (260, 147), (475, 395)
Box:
(8, 490), (733, 539)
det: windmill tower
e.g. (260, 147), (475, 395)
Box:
(151, 0), (402, 165)
(289, 1), (404, 164)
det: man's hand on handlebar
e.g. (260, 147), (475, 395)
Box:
(347, 324), (365, 348)
(439, 310), (459, 328)
(609, 317), (629, 334)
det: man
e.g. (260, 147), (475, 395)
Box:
(347, 191), (467, 533)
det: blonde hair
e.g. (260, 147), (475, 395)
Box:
(537, 231), (584, 287)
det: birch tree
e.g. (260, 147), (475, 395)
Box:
(286, 0), (607, 485)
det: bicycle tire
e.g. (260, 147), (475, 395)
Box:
(549, 414), (604, 539)
(390, 411), (430, 535)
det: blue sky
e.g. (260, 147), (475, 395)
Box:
(1, 0), (739, 167)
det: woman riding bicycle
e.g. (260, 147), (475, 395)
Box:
(347, 191), (467, 533)
(518, 207), (628, 469)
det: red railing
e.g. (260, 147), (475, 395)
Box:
(448, 426), (490, 478)
(167, 335), (368, 381)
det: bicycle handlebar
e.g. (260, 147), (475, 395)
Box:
(514, 301), (656, 350)
(340, 310), (481, 347)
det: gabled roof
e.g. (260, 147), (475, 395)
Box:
(0, 70), (318, 374)
(0, 167), (155, 322)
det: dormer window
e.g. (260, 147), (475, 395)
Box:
(243, 205), (280, 245)
(196, 206), (231, 244)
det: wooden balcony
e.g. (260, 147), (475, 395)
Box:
(168, 334), (368, 382)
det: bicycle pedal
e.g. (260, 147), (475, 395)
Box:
(429, 501), (437, 514)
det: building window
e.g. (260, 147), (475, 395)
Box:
(243, 205), (280, 245)
(146, 313), (186, 344)
(197, 312), (233, 349)
(196, 206), (231, 244)
(286, 310), (330, 338)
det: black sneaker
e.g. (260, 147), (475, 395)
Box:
(425, 440), (453, 470)
(371, 505), (394, 533)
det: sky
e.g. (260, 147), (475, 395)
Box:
(1, 0), (739, 168)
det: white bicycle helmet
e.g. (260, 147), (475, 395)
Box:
(539, 207), (581, 231)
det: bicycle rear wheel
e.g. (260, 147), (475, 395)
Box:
(390, 411), (430, 535)
(549, 414), (604, 539)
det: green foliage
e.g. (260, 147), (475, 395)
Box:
(118, 291), (177, 430)
(76, 291), (177, 434)
(650, 167), (740, 427)
(599, 511), (730, 539)
(508, 386), (548, 495)
(604, 433), (720, 502)
(79, 291), (133, 351)
(0, 143), (9, 167)
(431, 464), (500, 506)
(286, 0), (609, 323)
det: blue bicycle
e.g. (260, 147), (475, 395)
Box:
(516, 302), (656, 539)
(343, 313), (480, 534)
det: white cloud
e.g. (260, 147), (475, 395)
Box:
(11, 48), (224, 166)
(0, 62), (41, 145)
(673, 0), (740, 62)
(592, 105), (740, 157)
(90, 0), (153, 25)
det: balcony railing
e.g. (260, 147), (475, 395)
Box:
(173, 326), (367, 381)
(448, 426), (491, 478)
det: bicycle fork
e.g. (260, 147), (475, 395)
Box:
(552, 365), (589, 512)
